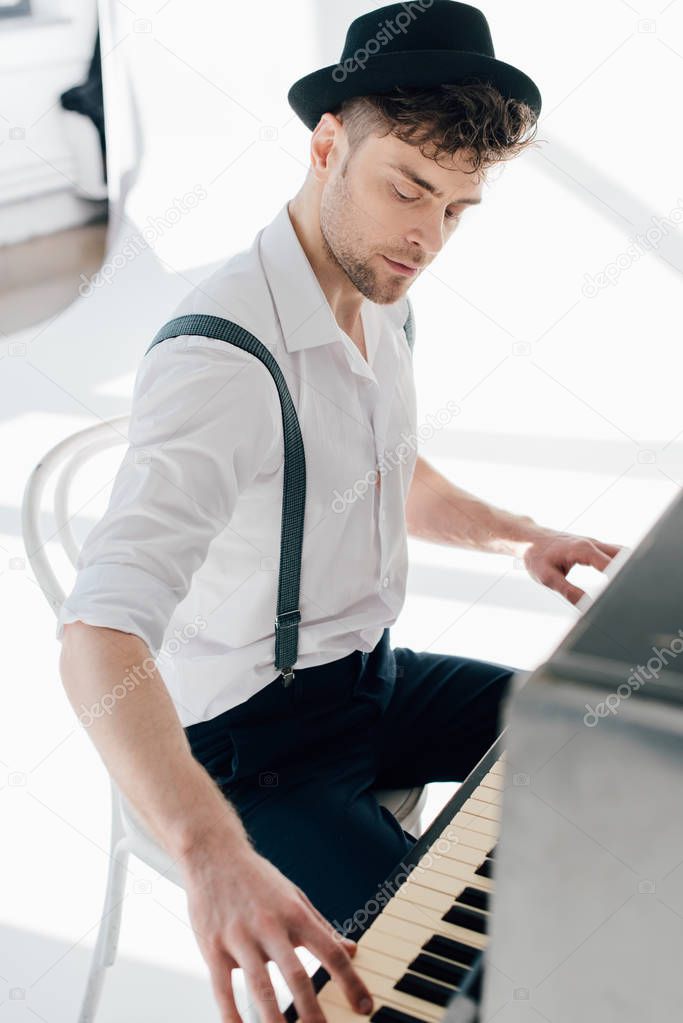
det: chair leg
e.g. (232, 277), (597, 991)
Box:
(77, 845), (129, 1023)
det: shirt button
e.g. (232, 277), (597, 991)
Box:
(382, 575), (390, 588)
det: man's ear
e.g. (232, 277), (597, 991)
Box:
(310, 112), (347, 180)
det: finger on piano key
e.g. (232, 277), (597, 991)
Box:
(311, 995), (431, 1023)
(320, 964), (444, 1021)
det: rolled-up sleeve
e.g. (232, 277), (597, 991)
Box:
(55, 336), (282, 655)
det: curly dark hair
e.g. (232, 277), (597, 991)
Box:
(333, 79), (541, 177)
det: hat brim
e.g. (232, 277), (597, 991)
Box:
(288, 49), (541, 131)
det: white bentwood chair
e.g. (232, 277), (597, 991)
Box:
(22, 416), (429, 1023)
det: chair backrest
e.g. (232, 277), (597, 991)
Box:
(22, 415), (130, 615)
(22, 416), (157, 876)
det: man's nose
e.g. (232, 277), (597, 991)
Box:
(405, 208), (447, 257)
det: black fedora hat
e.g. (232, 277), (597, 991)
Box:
(288, 0), (542, 131)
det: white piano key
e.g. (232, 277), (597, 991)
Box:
(373, 901), (487, 953)
(460, 798), (500, 823)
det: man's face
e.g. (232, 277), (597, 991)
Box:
(319, 128), (484, 305)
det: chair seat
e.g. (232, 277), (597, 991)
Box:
(372, 784), (428, 836)
(117, 793), (188, 888)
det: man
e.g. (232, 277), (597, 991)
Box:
(58, 4), (622, 1023)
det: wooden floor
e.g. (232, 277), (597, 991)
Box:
(0, 216), (108, 335)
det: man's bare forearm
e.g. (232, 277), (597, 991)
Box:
(59, 620), (251, 870)
(406, 454), (554, 556)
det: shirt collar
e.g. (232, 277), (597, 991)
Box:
(258, 201), (408, 354)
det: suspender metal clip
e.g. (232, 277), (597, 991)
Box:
(275, 609), (301, 687)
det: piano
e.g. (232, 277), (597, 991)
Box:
(283, 487), (683, 1023)
(283, 732), (506, 1023)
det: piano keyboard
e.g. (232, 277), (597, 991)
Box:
(284, 735), (507, 1023)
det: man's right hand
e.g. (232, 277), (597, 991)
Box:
(180, 832), (375, 1023)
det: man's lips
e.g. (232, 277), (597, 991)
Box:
(382, 255), (419, 276)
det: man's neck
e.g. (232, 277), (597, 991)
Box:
(286, 196), (365, 347)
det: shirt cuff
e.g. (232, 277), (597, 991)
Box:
(55, 562), (181, 656)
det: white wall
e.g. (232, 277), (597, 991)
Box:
(401, 2), (683, 668)
(0, 0), (105, 243)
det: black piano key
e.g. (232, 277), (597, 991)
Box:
(371, 1006), (430, 1023)
(487, 844), (497, 857)
(442, 903), (488, 934)
(468, 962), (483, 1003)
(408, 952), (468, 988)
(456, 886), (489, 913)
(422, 934), (479, 968)
(457, 950), (485, 1005)
(394, 972), (454, 1007)
(475, 858), (494, 879)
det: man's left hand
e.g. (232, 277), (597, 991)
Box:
(522, 531), (624, 607)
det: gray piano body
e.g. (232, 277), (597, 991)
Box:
(481, 489), (683, 1022)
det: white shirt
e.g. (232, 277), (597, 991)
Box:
(56, 201), (418, 727)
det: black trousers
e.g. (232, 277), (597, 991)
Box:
(184, 627), (516, 931)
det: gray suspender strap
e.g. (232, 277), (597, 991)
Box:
(143, 302), (415, 687)
(145, 313), (304, 687)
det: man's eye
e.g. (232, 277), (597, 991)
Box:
(392, 184), (461, 221)
(392, 185), (417, 202)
